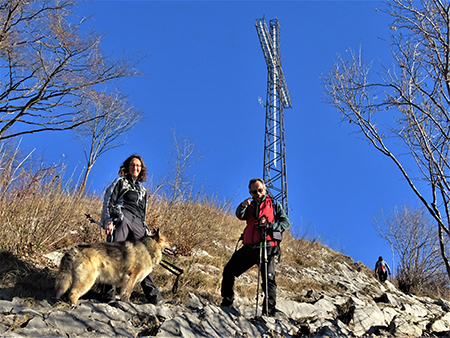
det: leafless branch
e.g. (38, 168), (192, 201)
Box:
(0, 0), (139, 140)
(324, 0), (450, 280)
(73, 90), (143, 192)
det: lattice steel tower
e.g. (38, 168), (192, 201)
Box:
(255, 17), (292, 215)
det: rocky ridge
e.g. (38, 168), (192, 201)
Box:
(1, 246), (450, 337)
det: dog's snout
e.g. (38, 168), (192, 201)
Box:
(163, 245), (177, 256)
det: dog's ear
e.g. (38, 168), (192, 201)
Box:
(150, 227), (160, 239)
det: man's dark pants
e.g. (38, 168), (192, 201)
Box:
(378, 270), (388, 283)
(103, 212), (163, 304)
(221, 244), (277, 311)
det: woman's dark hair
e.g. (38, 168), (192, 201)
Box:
(119, 154), (148, 182)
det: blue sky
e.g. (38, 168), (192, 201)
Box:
(22, 0), (422, 271)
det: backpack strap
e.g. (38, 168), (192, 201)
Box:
(271, 199), (283, 262)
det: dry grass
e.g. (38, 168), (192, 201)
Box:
(0, 144), (104, 257)
(0, 145), (246, 302)
(5, 144), (448, 304)
(147, 194), (243, 256)
(0, 149), (363, 304)
(0, 143), (370, 306)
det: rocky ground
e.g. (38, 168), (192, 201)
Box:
(1, 246), (450, 337)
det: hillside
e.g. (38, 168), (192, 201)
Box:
(0, 167), (449, 337)
(1, 225), (450, 337)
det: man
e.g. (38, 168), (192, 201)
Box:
(220, 178), (290, 316)
(375, 256), (391, 282)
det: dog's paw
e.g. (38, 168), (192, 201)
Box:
(119, 297), (131, 303)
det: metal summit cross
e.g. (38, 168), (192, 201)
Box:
(255, 17), (292, 215)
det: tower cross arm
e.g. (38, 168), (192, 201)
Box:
(255, 17), (292, 109)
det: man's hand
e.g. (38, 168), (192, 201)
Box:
(257, 215), (268, 228)
(241, 198), (251, 208)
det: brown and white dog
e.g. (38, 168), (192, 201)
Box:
(55, 228), (171, 307)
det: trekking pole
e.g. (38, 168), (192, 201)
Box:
(159, 259), (184, 293)
(255, 240), (263, 318)
(85, 214), (103, 239)
(263, 228), (269, 316)
(85, 214), (117, 242)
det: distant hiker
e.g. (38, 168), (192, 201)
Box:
(220, 178), (290, 317)
(375, 256), (391, 282)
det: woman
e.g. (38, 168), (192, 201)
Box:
(100, 154), (164, 304)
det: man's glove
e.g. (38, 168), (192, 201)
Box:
(256, 215), (269, 228)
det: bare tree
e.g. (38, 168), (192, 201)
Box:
(165, 130), (203, 204)
(74, 90), (143, 192)
(375, 206), (447, 294)
(323, 0), (450, 280)
(0, 0), (138, 141)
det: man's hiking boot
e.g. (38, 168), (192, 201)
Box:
(220, 298), (233, 308)
(219, 298), (240, 315)
(262, 308), (284, 318)
(262, 309), (275, 317)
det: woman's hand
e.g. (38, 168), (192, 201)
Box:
(105, 221), (115, 236)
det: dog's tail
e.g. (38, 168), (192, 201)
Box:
(55, 249), (75, 299)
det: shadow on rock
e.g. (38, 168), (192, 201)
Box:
(0, 251), (56, 301)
